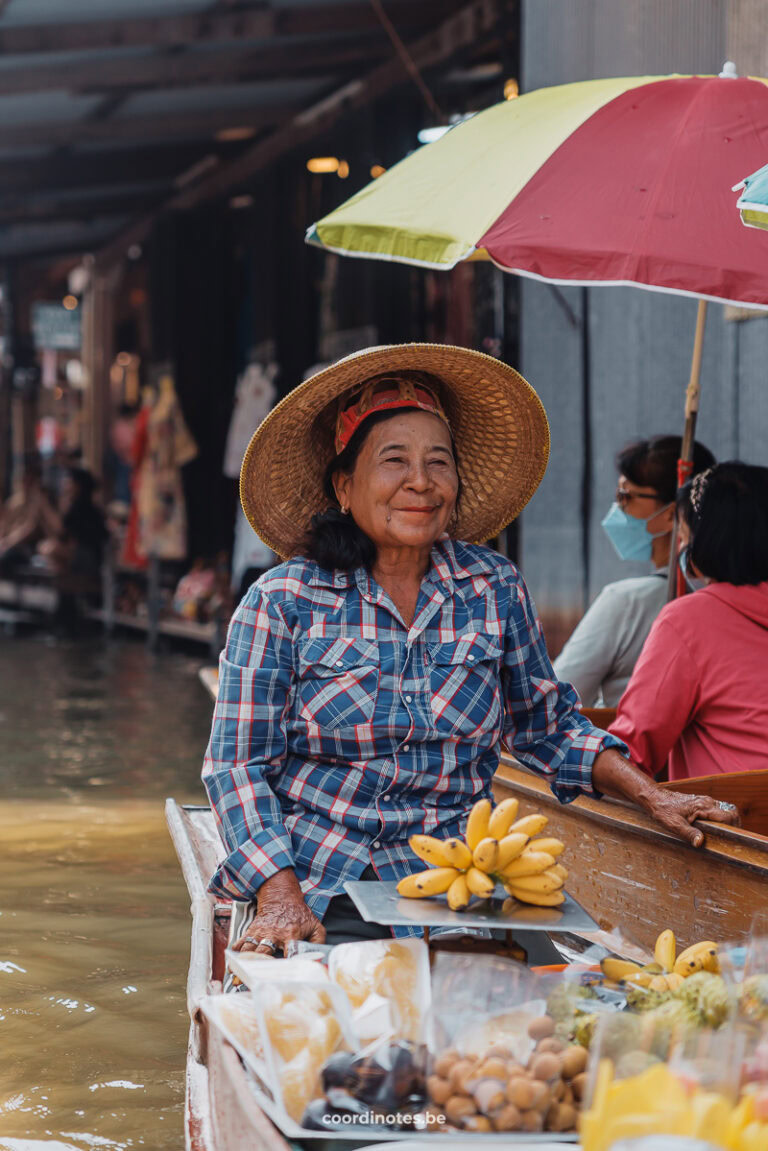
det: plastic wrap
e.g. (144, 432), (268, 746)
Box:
(424, 953), (583, 1135)
(226, 951), (329, 990)
(328, 938), (430, 1045)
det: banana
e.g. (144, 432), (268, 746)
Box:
(409, 835), (456, 868)
(649, 974), (671, 993)
(465, 798), (492, 850)
(600, 957), (644, 982)
(549, 863), (569, 882)
(473, 837), (500, 873)
(529, 837), (565, 858)
(654, 929), (676, 973)
(447, 873), (471, 911)
(441, 837), (474, 870)
(625, 971), (655, 988)
(397, 867), (461, 897)
(504, 868), (563, 895)
(500, 850), (555, 879)
(511, 813), (549, 837)
(665, 972), (684, 991)
(488, 797), (520, 839)
(505, 886), (565, 907)
(673, 941), (719, 977)
(465, 866), (496, 897)
(494, 832), (530, 870)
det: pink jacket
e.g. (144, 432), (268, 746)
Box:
(609, 582), (768, 781)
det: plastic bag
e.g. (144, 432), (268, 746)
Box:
(256, 981), (357, 1123)
(328, 938), (430, 1045)
(424, 953), (585, 1134)
(226, 951), (329, 990)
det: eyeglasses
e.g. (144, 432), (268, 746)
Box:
(615, 486), (662, 510)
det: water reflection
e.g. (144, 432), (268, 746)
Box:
(0, 635), (213, 1150)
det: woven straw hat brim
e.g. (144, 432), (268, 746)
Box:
(240, 343), (550, 559)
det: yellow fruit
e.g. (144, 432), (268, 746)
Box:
(529, 837), (565, 858)
(441, 837), (473, 870)
(465, 866), (496, 897)
(625, 971), (654, 988)
(673, 941), (718, 977)
(549, 863), (568, 882)
(506, 869), (563, 895)
(473, 837), (500, 873)
(409, 835), (455, 867)
(488, 797), (520, 839)
(495, 832), (529, 870)
(511, 813), (549, 837)
(465, 798), (492, 850)
(654, 929), (676, 972)
(506, 885), (565, 907)
(649, 975), (670, 992)
(397, 867), (461, 897)
(447, 873), (471, 910)
(500, 850), (555, 879)
(665, 973), (684, 991)
(600, 957), (643, 982)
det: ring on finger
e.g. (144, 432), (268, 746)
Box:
(717, 801), (737, 813)
(257, 938), (278, 953)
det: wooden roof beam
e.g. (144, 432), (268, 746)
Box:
(0, 1), (461, 55)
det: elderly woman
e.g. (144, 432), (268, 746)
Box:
(202, 345), (737, 954)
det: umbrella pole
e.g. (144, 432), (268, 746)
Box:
(666, 298), (708, 602)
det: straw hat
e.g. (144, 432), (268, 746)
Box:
(240, 343), (550, 559)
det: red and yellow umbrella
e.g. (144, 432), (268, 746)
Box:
(309, 72), (768, 305)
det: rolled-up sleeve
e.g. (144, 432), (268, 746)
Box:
(202, 586), (296, 901)
(501, 574), (627, 802)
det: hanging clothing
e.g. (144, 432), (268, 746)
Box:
(121, 404), (150, 568)
(223, 361), (277, 479)
(137, 385), (198, 561)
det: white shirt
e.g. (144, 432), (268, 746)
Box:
(552, 572), (667, 707)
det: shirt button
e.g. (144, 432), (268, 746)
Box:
(336, 659), (344, 666)
(381, 794), (390, 802)
(468, 654), (475, 661)
(403, 744), (410, 752)
(373, 840), (381, 849)
(292, 803), (302, 813)
(405, 695), (413, 703)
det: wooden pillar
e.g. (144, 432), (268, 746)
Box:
(81, 266), (118, 479)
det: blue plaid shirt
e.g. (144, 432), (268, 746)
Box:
(202, 539), (624, 935)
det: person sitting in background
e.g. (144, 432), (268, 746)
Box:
(0, 457), (61, 575)
(553, 435), (715, 707)
(42, 467), (108, 606)
(609, 462), (768, 781)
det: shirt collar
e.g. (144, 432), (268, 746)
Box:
(307, 537), (497, 593)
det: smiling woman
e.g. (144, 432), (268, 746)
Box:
(202, 343), (740, 958)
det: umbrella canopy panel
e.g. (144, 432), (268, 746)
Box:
(311, 73), (768, 307)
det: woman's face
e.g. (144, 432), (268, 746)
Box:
(333, 410), (459, 553)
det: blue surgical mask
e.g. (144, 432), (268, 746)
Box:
(680, 547), (707, 592)
(601, 502), (672, 562)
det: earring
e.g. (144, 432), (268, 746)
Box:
(340, 505), (350, 515)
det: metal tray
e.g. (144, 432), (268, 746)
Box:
(343, 881), (598, 934)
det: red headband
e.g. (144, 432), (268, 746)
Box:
(335, 373), (449, 455)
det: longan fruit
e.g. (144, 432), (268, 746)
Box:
(476, 1057), (509, 1080)
(571, 1071), (588, 1101)
(506, 1076), (535, 1110)
(472, 1079), (505, 1114)
(530, 1052), (562, 1082)
(530, 1080), (552, 1111)
(427, 1074), (452, 1106)
(444, 1095), (477, 1124)
(493, 1103), (522, 1131)
(528, 1015), (556, 1041)
(561, 1044), (588, 1079)
(433, 1050), (460, 1079)
(537, 1036), (565, 1055)
(520, 1108), (544, 1132)
(448, 1059), (477, 1092)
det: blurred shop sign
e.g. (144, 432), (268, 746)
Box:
(32, 301), (81, 351)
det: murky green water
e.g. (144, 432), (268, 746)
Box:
(0, 634), (213, 1150)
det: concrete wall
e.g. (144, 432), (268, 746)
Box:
(517, 0), (768, 653)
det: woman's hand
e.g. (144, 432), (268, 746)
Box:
(592, 748), (740, 847)
(232, 868), (326, 955)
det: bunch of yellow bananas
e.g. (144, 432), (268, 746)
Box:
(396, 798), (568, 910)
(600, 929), (719, 991)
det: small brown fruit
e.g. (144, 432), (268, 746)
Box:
(477, 1057), (509, 1080)
(537, 1036), (565, 1055)
(561, 1044), (588, 1080)
(434, 1050), (460, 1079)
(552, 1078), (565, 1102)
(571, 1071), (588, 1101)
(444, 1095), (477, 1124)
(530, 1052), (562, 1082)
(520, 1108), (544, 1132)
(506, 1076), (535, 1110)
(527, 1015), (556, 1041)
(448, 1059), (477, 1092)
(427, 1075), (452, 1106)
(557, 1103), (577, 1132)
(492, 1103), (522, 1131)
(463, 1114), (492, 1132)
(530, 1080), (552, 1111)
(486, 1043), (514, 1059)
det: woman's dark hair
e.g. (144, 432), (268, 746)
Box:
(616, 435), (715, 504)
(303, 407), (459, 571)
(677, 461), (768, 585)
(68, 466), (98, 502)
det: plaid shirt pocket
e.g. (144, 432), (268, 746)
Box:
(428, 633), (503, 738)
(296, 636), (380, 730)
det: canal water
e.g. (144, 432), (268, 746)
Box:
(0, 634), (214, 1150)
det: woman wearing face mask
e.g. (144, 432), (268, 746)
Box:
(553, 435), (715, 707)
(609, 462), (768, 781)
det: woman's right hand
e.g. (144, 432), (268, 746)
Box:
(232, 868), (326, 955)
